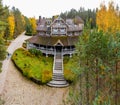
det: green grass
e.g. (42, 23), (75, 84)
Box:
(12, 48), (76, 84)
(12, 48), (53, 84)
(64, 56), (76, 82)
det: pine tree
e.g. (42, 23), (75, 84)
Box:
(0, 0), (7, 70)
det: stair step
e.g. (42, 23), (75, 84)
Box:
(52, 78), (65, 81)
(54, 67), (62, 69)
(47, 52), (69, 88)
(53, 73), (64, 76)
(47, 80), (69, 88)
(52, 76), (64, 79)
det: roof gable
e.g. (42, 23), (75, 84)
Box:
(50, 17), (68, 27)
(54, 39), (64, 46)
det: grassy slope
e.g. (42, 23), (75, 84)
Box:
(64, 56), (76, 82)
(12, 48), (75, 84)
(12, 48), (53, 83)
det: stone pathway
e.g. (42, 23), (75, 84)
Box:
(0, 33), (69, 105)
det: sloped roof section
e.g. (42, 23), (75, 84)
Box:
(27, 35), (79, 46)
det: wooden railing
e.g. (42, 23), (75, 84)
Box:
(28, 46), (75, 55)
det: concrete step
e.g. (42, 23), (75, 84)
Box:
(47, 80), (69, 88)
(52, 77), (65, 81)
(52, 75), (64, 79)
(53, 73), (64, 76)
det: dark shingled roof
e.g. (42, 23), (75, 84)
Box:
(27, 35), (79, 46)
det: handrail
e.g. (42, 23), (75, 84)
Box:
(61, 50), (64, 74)
(53, 49), (56, 73)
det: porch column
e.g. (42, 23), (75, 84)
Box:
(46, 45), (48, 57)
(70, 46), (72, 58)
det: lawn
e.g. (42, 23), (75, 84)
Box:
(12, 48), (76, 84)
(12, 48), (53, 84)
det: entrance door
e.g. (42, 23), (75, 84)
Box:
(55, 43), (62, 52)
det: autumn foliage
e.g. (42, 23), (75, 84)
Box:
(96, 1), (120, 33)
(7, 14), (15, 38)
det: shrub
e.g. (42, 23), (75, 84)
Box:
(29, 48), (42, 56)
(41, 70), (52, 83)
(64, 56), (76, 82)
(22, 42), (27, 48)
(64, 69), (76, 82)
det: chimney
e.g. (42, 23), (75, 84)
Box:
(52, 16), (55, 22)
(39, 16), (41, 23)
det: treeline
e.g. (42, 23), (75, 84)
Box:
(60, 7), (97, 28)
(0, 0), (8, 63)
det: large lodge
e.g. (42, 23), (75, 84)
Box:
(27, 16), (84, 57)
(26, 16), (84, 87)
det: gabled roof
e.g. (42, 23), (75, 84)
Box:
(74, 16), (84, 24)
(50, 16), (69, 27)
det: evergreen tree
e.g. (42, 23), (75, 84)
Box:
(0, 0), (7, 70)
(12, 7), (25, 37)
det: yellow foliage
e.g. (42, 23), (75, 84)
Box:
(29, 17), (37, 34)
(7, 15), (15, 38)
(42, 70), (52, 83)
(100, 65), (105, 70)
(96, 1), (120, 33)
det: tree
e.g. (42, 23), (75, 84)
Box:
(12, 7), (25, 37)
(29, 17), (37, 35)
(96, 3), (107, 32)
(0, 0), (7, 70)
(96, 1), (120, 33)
(60, 7), (97, 28)
(7, 14), (15, 38)
(67, 22), (120, 104)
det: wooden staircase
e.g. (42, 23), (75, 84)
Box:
(47, 52), (69, 87)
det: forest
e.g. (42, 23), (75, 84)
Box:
(0, 0), (120, 104)
(64, 2), (120, 105)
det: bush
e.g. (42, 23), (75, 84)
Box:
(29, 48), (42, 56)
(64, 56), (76, 82)
(22, 42), (27, 48)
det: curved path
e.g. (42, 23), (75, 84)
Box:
(0, 33), (69, 105)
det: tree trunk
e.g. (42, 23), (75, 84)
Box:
(115, 61), (118, 105)
(95, 59), (99, 95)
(79, 74), (83, 105)
(86, 60), (89, 105)
(86, 71), (89, 105)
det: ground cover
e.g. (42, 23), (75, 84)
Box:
(12, 48), (75, 84)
